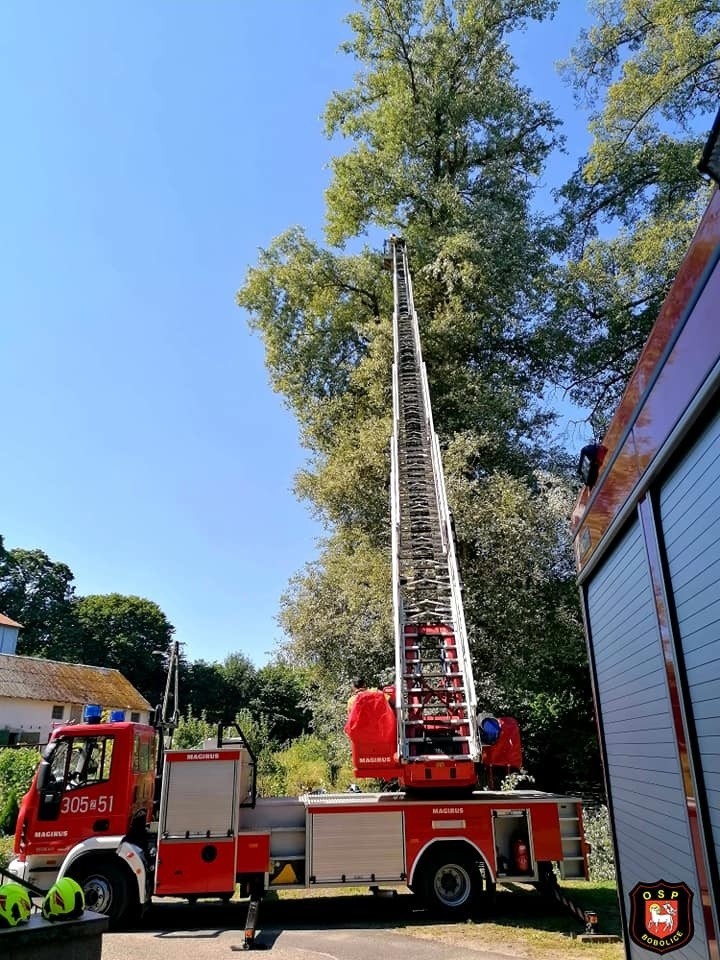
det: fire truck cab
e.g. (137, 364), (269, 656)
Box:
(12, 718), (157, 920)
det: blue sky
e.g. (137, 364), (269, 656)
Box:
(0, 1), (591, 667)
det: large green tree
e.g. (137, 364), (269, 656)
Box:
(543, 0), (718, 424)
(239, 0), (598, 791)
(251, 662), (313, 744)
(182, 652), (258, 723)
(0, 540), (78, 660)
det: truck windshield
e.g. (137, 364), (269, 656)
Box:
(43, 735), (115, 792)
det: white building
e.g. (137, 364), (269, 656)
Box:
(0, 653), (152, 746)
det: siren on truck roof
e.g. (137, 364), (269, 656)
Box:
(478, 714), (501, 746)
(82, 704), (102, 724)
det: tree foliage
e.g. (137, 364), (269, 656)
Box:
(182, 660), (232, 723)
(172, 711), (217, 750)
(445, 446), (595, 788)
(239, 0), (600, 792)
(324, 0), (560, 249)
(544, 0), (718, 423)
(0, 532), (312, 743)
(0, 543), (78, 660)
(181, 653), (257, 723)
(583, 805), (616, 881)
(75, 594), (175, 705)
(251, 662), (313, 744)
(180, 655), (311, 742)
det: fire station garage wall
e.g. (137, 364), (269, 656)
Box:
(660, 404), (720, 879)
(586, 521), (708, 958)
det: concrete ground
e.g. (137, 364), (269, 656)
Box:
(101, 894), (523, 960)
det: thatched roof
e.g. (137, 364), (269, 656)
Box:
(0, 654), (151, 711)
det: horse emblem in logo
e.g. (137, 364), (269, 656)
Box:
(629, 881), (693, 954)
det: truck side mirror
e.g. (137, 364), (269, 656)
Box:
(36, 760), (52, 793)
(36, 760), (63, 822)
(577, 443), (607, 490)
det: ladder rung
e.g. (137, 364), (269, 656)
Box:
(405, 687), (467, 694)
(404, 677), (466, 684)
(403, 643), (457, 650)
(405, 718), (469, 723)
(404, 697), (467, 710)
(404, 720), (469, 727)
(403, 668), (465, 675)
(405, 737), (470, 745)
(403, 667), (460, 673)
(404, 705), (469, 712)
(407, 755), (472, 763)
(405, 700), (468, 706)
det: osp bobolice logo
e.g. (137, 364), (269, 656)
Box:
(628, 881), (694, 954)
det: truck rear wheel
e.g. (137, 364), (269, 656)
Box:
(417, 845), (483, 918)
(69, 856), (138, 928)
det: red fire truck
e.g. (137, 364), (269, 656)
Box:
(8, 238), (588, 927)
(8, 716), (586, 926)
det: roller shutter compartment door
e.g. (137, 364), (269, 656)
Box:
(660, 404), (720, 879)
(586, 521), (708, 959)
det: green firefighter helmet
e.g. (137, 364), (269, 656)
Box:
(0, 882), (32, 927)
(42, 876), (85, 922)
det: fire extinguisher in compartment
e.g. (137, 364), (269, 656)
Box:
(512, 836), (530, 873)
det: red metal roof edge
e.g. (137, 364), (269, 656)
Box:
(571, 186), (720, 546)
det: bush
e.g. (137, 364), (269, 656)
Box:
(0, 748), (39, 835)
(172, 711), (216, 749)
(273, 734), (332, 796)
(0, 834), (14, 869)
(583, 805), (616, 881)
(500, 769), (536, 791)
(0, 792), (19, 836)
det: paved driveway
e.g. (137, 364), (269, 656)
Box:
(101, 894), (522, 960)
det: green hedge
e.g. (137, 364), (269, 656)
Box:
(584, 805), (616, 881)
(0, 747), (39, 835)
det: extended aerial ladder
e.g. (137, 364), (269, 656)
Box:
(388, 236), (482, 788)
(345, 237), (504, 790)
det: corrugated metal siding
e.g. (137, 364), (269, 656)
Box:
(586, 520), (708, 959)
(661, 405), (720, 885)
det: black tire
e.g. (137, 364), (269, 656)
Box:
(418, 846), (482, 918)
(68, 856), (139, 928)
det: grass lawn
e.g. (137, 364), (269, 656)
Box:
(397, 881), (624, 960)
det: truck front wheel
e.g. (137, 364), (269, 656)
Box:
(68, 856), (138, 928)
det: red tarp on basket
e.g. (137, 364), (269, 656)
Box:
(344, 690), (397, 764)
